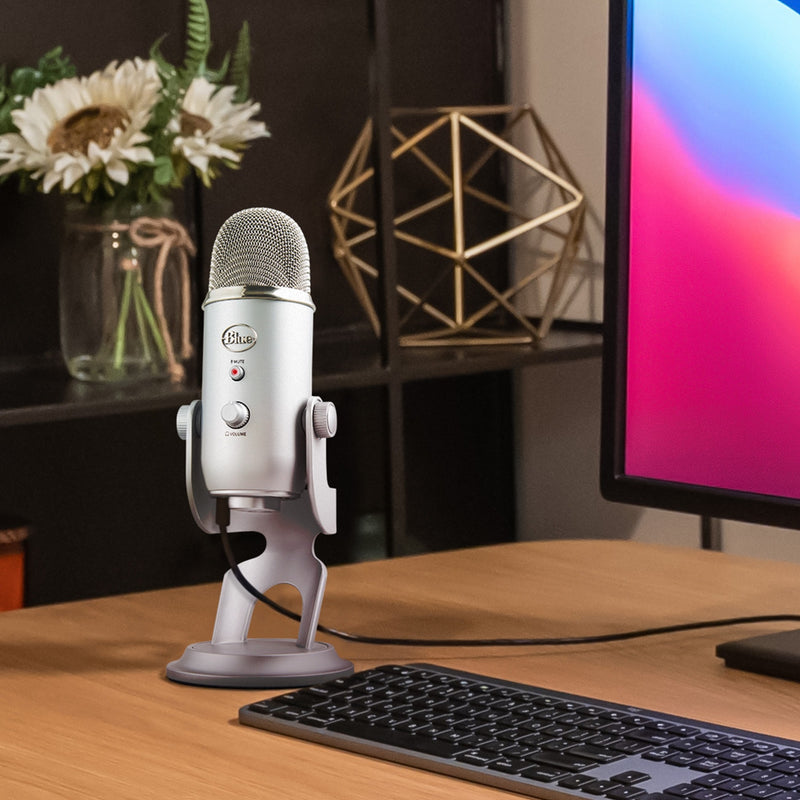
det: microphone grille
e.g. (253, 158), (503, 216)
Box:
(208, 208), (311, 293)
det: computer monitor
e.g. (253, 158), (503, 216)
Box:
(601, 0), (800, 529)
(601, 0), (800, 679)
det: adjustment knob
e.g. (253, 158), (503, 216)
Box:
(312, 401), (337, 438)
(176, 404), (192, 440)
(221, 401), (250, 429)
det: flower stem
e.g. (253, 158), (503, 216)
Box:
(133, 280), (168, 360)
(132, 282), (154, 365)
(113, 270), (135, 369)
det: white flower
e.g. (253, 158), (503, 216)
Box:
(0, 58), (160, 193)
(170, 76), (268, 179)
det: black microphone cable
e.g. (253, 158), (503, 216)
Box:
(216, 499), (800, 648)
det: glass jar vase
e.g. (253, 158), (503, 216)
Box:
(59, 199), (195, 383)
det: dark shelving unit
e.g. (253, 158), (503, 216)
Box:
(0, 0), (602, 605)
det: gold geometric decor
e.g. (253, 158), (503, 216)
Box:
(327, 105), (586, 346)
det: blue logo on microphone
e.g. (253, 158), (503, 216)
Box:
(221, 324), (258, 352)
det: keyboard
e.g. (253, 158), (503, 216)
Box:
(239, 663), (800, 798)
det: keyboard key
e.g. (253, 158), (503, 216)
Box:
(520, 765), (570, 783)
(247, 699), (286, 714)
(721, 779), (758, 794)
(667, 754), (703, 768)
(611, 771), (652, 785)
(529, 751), (599, 772)
(742, 786), (783, 799)
(748, 770), (784, 785)
(643, 747), (678, 762)
(270, 707), (308, 721)
(664, 783), (701, 797)
(298, 714), (338, 728)
(583, 779), (620, 795)
(590, 733), (627, 748)
(492, 756), (531, 774)
(644, 795), (682, 800)
(542, 723), (580, 738)
(615, 739), (656, 756)
(631, 729), (678, 745)
(456, 750), (501, 767)
(724, 750), (758, 763)
(648, 721), (681, 732)
(672, 726), (702, 737)
(750, 757), (788, 769)
(694, 775), (733, 789)
(568, 744), (626, 764)
(725, 737), (753, 749)
(328, 719), (463, 759)
(279, 691), (321, 709)
(559, 775), (601, 790)
(607, 786), (649, 800)
(698, 743), (733, 757)
(776, 765), (800, 777)
(691, 758), (728, 773)
(503, 743), (538, 759)
(721, 764), (758, 777)
(394, 719), (430, 734)
(690, 790), (730, 800)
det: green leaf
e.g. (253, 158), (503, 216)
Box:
(85, 169), (100, 195)
(0, 106), (13, 135)
(9, 67), (42, 97)
(102, 174), (116, 198)
(36, 46), (76, 85)
(149, 36), (175, 77)
(153, 155), (174, 186)
(0, 45), (76, 136)
(203, 52), (230, 85)
(182, 0), (211, 84)
(230, 21), (251, 103)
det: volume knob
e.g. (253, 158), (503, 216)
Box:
(312, 401), (338, 438)
(176, 404), (192, 440)
(221, 401), (250, 429)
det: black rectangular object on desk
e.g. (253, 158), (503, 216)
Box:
(717, 629), (800, 682)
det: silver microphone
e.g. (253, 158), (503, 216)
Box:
(199, 208), (315, 501)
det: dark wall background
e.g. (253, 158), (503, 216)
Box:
(0, 0), (504, 351)
(0, 1), (512, 605)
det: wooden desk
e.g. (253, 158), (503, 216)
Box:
(2, 540), (800, 798)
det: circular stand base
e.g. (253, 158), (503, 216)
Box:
(166, 638), (354, 688)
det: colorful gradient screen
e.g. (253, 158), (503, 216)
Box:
(624, 0), (800, 504)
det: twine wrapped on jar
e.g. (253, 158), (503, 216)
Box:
(128, 215), (195, 383)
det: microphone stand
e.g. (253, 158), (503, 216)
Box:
(166, 397), (354, 688)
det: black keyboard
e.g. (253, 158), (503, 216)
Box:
(239, 663), (800, 798)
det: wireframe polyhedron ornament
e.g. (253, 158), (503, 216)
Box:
(327, 105), (586, 346)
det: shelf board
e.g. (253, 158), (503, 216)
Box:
(313, 324), (603, 390)
(0, 326), (602, 426)
(0, 353), (199, 427)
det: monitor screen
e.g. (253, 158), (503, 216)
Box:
(601, 0), (800, 529)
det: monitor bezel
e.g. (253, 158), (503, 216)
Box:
(599, 0), (800, 531)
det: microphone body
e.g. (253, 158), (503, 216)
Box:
(197, 207), (315, 501)
(200, 288), (314, 499)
